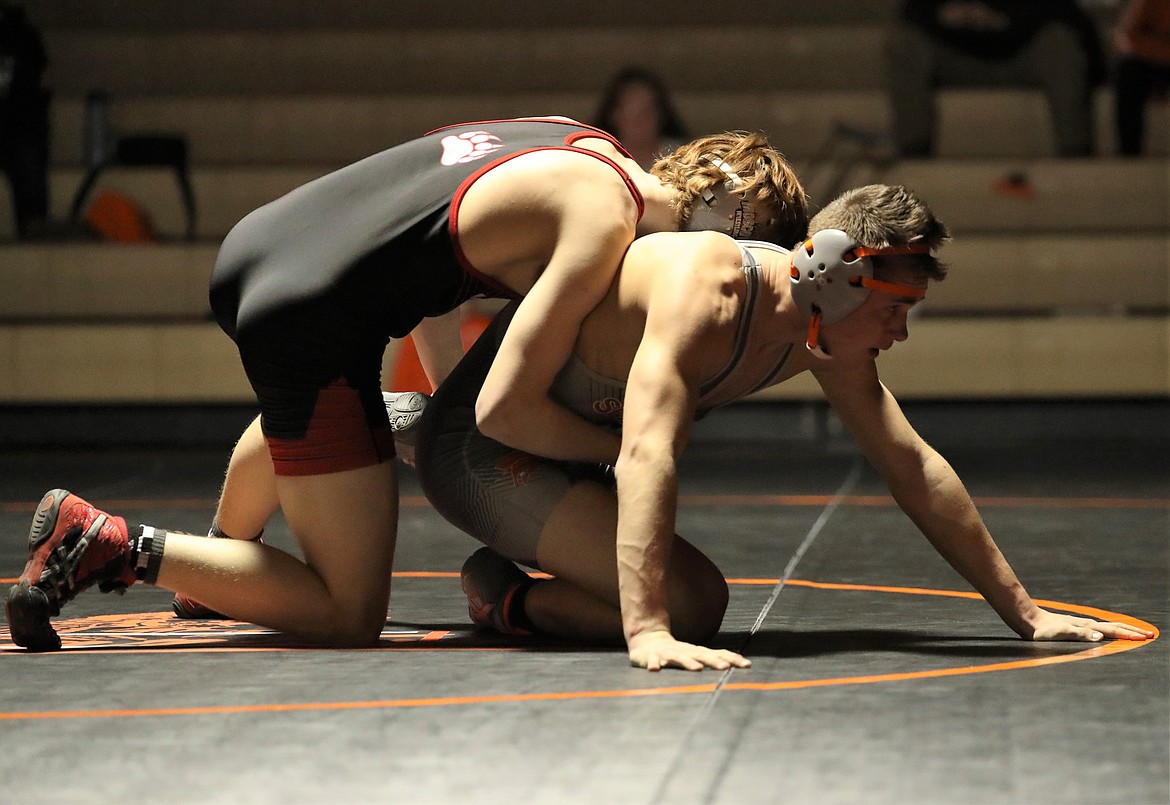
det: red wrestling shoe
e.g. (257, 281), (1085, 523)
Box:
(171, 592), (218, 619)
(5, 489), (135, 651)
(460, 548), (534, 636)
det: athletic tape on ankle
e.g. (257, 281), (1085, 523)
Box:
(506, 578), (539, 634)
(135, 525), (168, 584)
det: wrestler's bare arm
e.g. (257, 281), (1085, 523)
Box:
(411, 308), (465, 390)
(614, 234), (753, 670)
(815, 359), (1153, 643)
(473, 158), (638, 464)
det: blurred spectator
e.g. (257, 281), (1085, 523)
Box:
(886, 0), (1105, 157)
(593, 66), (688, 168)
(1113, 0), (1170, 156)
(0, 0), (49, 238)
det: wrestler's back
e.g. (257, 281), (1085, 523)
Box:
(209, 119), (639, 337)
(552, 239), (803, 426)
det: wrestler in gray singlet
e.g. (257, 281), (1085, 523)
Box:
(412, 242), (795, 567)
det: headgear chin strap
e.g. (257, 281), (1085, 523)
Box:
(683, 156), (774, 239)
(789, 228), (930, 358)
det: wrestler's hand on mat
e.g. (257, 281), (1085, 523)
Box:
(1025, 609), (1155, 642)
(627, 630), (751, 672)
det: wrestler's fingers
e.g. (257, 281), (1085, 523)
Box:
(682, 648), (747, 671)
(1094, 621), (1155, 640)
(715, 649), (752, 669)
(666, 652), (705, 672)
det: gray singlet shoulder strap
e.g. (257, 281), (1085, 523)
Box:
(699, 243), (761, 398)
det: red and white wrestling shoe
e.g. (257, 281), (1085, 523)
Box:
(6, 489), (135, 651)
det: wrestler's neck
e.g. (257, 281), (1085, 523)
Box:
(756, 249), (809, 344)
(630, 175), (678, 236)
(570, 138), (675, 234)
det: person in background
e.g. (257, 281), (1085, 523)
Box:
(594, 66), (689, 168)
(0, 0), (49, 239)
(886, 0), (1105, 157)
(1113, 0), (1170, 156)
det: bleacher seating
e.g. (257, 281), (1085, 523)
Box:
(0, 1), (1165, 407)
(32, 87), (1167, 173)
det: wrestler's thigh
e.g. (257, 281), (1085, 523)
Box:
(535, 481), (722, 608)
(418, 414), (571, 568)
(276, 461), (398, 636)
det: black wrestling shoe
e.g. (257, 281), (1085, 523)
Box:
(460, 548), (534, 636)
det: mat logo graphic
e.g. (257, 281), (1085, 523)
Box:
(440, 131), (504, 166)
(0, 612), (453, 652)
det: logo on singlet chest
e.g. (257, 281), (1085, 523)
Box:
(440, 131), (505, 165)
(592, 397), (623, 418)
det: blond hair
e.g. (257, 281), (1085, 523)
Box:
(651, 131), (808, 248)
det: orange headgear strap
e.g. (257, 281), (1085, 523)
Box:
(853, 276), (927, 300)
(805, 309), (827, 358)
(847, 243), (931, 301)
(847, 244), (932, 260)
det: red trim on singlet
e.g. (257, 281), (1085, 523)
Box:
(562, 139), (645, 218)
(447, 146), (646, 287)
(266, 381), (395, 477)
(563, 128), (636, 160)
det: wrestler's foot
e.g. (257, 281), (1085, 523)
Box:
(460, 548), (533, 636)
(172, 531), (264, 619)
(171, 592), (219, 619)
(5, 489), (135, 651)
(383, 391), (429, 466)
(170, 594), (209, 617)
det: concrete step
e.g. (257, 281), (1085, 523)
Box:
(42, 26), (890, 96)
(0, 243), (219, 320)
(837, 158), (1170, 236)
(3, 156), (1163, 241)
(32, 0), (901, 30)
(0, 321), (250, 403)
(2, 316), (1164, 403)
(44, 88), (1169, 174)
(754, 316), (1169, 401)
(2, 234), (1165, 320)
(927, 234), (1170, 314)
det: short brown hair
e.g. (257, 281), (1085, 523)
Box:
(651, 131), (809, 248)
(808, 184), (950, 280)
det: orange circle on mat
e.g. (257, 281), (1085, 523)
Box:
(0, 576), (1158, 721)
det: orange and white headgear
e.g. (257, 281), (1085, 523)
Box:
(790, 228), (931, 358)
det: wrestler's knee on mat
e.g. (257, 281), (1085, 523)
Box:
(306, 609), (387, 647)
(670, 568), (730, 644)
